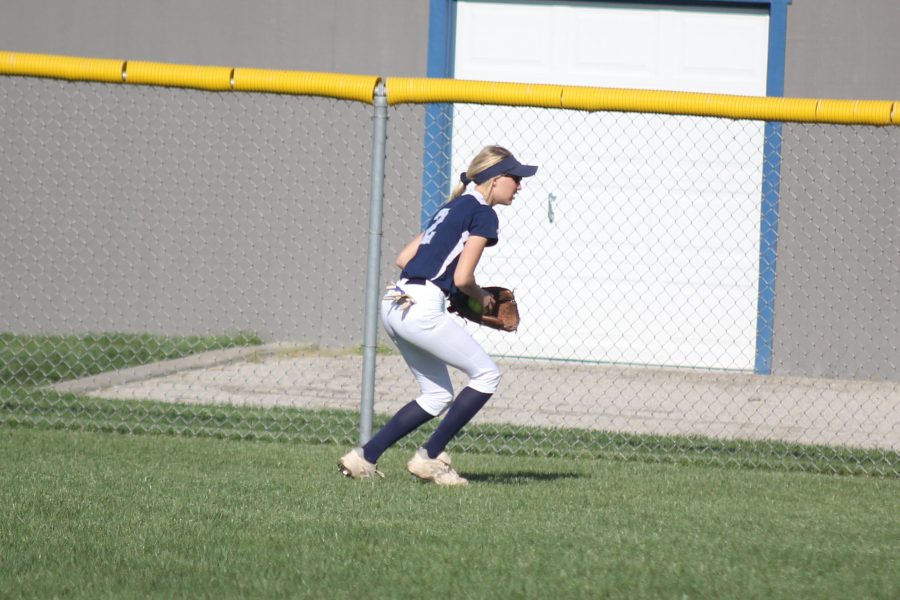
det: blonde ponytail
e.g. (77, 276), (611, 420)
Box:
(448, 145), (513, 201)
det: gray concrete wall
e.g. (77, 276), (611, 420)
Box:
(775, 124), (899, 381)
(784, 0), (900, 100)
(0, 0), (427, 346)
(777, 0), (899, 380)
(0, 76), (423, 343)
(0, 0), (429, 75)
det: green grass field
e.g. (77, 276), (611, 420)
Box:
(0, 332), (262, 386)
(1, 333), (899, 597)
(2, 427), (898, 599)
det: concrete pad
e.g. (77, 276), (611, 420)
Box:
(68, 349), (900, 452)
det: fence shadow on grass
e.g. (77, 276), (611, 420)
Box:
(464, 471), (584, 485)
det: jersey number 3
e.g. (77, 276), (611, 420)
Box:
(421, 208), (450, 245)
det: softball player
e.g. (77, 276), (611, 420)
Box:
(339, 145), (538, 485)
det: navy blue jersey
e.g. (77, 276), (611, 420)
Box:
(401, 191), (499, 295)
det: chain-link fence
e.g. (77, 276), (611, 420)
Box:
(383, 101), (898, 476)
(1, 65), (897, 476)
(1, 75), (385, 445)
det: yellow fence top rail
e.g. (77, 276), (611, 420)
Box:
(0, 50), (380, 103)
(387, 77), (900, 126)
(0, 50), (123, 83)
(232, 67), (379, 103)
(2, 51), (898, 125)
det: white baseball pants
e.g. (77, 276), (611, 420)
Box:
(381, 279), (501, 416)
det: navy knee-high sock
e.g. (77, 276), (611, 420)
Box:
(424, 387), (492, 459)
(362, 400), (434, 463)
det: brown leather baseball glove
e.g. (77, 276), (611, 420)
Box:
(448, 286), (519, 332)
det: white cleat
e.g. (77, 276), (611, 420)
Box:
(337, 447), (384, 480)
(406, 448), (468, 486)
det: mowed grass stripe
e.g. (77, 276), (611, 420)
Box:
(3, 388), (896, 476)
(2, 428), (898, 599)
(3, 332), (896, 477)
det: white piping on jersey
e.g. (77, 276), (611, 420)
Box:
(430, 189), (487, 281)
(433, 231), (469, 280)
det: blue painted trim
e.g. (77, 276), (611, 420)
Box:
(755, 122), (782, 374)
(766, 0), (790, 97)
(754, 0), (789, 374)
(422, 0), (456, 228)
(427, 0), (455, 79)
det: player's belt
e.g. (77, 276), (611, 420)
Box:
(405, 278), (428, 285)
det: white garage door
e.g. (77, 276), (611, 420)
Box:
(452, 1), (769, 370)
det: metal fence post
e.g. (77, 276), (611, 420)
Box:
(359, 80), (388, 445)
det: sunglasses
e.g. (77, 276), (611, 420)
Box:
(504, 174), (522, 184)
